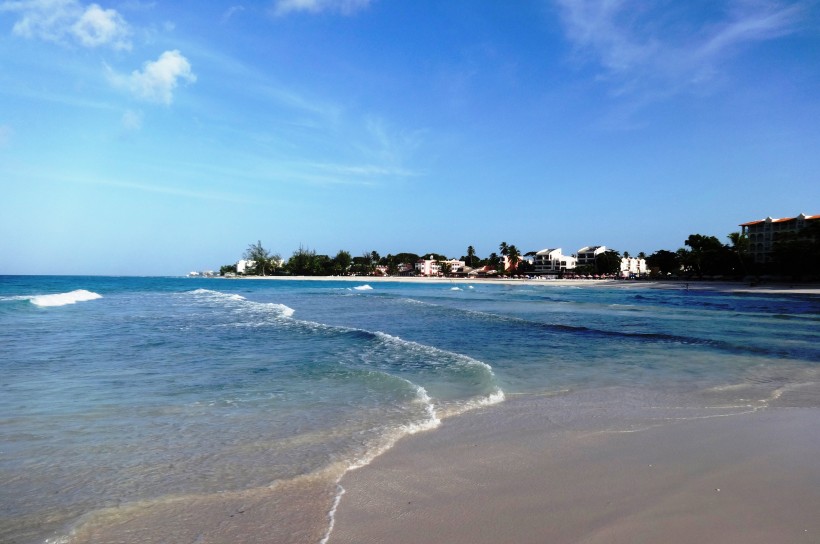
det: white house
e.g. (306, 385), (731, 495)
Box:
(237, 257), (283, 274)
(415, 256), (464, 276)
(415, 256), (441, 276)
(577, 246), (607, 266)
(620, 257), (647, 278)
(236, 259), (255, 274)
(534, 249), (577, 274)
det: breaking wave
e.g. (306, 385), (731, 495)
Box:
(28, 290), (103, 307)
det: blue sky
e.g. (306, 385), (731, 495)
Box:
(1, 0), (818, 275)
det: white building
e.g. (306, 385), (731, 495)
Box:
(415, 256), (441, 276)
(443, 259), (466, 273)
(740, 213), (820, 264)
(577, 246), (607, 267)
(415, 256), (464, 276)
(620, 257), (647, 278)
(237, 258), (283, 274)
(236, 259), (255, 274)
(533, 248), (577, 274)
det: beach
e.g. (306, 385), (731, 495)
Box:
(2, 276), (818, 544)
(331, 392), (820, 544)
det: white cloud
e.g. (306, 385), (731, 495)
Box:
(553, 0), (804, 95)
(0, 0), (131, 49)
(221, 4), (245, 22)
(121, 109), (143, 130)
(272, 0), (373, 16)
(110, 50), (196, 104)
(72, 3), (130, 49)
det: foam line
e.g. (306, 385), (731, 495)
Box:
(30, 290), (102, 307)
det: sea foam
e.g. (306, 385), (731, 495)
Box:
(30, 290), (102, 307)
(353, 285), (373, 291)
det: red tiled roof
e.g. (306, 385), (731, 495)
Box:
(739, 214), (819, 227)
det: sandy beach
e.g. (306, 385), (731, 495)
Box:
(330, 392), (820, 544)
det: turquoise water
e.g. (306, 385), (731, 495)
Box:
(1, 276), (818, 543)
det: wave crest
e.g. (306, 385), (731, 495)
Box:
(30, 290), (102, 307)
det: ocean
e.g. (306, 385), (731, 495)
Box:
(1, 276), (818, 543)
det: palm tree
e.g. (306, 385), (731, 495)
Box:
(507, 245), (521, 275)
(467, 245), (476, 267)
(499, 242), (509, 256)
(727, 232), (749, 275)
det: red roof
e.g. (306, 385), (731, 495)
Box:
(739, 214), (819, 227)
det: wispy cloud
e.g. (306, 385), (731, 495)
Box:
(357, 116), (425, 172)
(93, 177), (254, 203)
(553, 0), (805, 95)
(308, 162), (417, 178)
(121, 109), (142, 131)
(271, 0), (373, 17)
(221, 4), (245, 22)
(0, 0), (132, 50)
(107, 49), (196, 104)
(0, 124), (12, 147)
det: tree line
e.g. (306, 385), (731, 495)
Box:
(223, 223), (820, 281)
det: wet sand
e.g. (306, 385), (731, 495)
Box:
(330, 395), (820, 544)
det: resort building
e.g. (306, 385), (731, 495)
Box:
(576, 246), (607, 266)
(415, 257), (465, 276)
(533, 248), (577, 274)
(415, 258), (439, 276)
(620, 257), (647, 278)
(740, 213), (820, 264)
(443, 259), (466, 274)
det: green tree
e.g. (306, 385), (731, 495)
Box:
(466, 245), (476, 267)
(286, 245), (318, 275)
(499, 242), (509, 257)
(684, 234), (733, 277)
(594, 249), (621, 275)
(646, 250), (680, 276)
(727, 231), (751, 276)
(243, 240), (280, 276)
(507, 245), (521, 274)
(333, 250), (352, 275)
(438, 259), (452, 277)
(219, 264), (237, 276)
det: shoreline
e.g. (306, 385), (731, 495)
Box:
(226, 275), (820, 295)
(329, 393), (820, 543)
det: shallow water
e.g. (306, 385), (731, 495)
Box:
(1, 276), (818, 543)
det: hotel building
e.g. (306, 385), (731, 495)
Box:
(533, 248), (577, 274)
(739, 213), (819, 264)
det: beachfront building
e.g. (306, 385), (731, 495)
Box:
(620, 257), (647, 278)
(415, 258), (439, 276)
(740, 213), (820, 264)
(576, 246), (607, 267)
(415, 257), (465, 276)
(443, 259), (466, 274)
(236, 259), (255, 274)
(533, 248), (577, 274)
